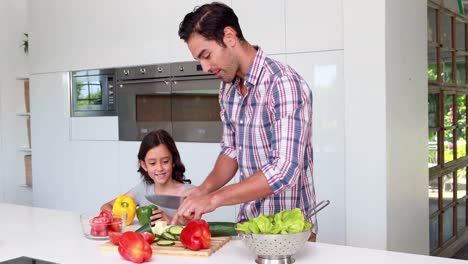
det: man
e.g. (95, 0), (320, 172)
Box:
(171, 2), (317, 241)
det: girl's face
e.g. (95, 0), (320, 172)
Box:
(140, 144), (174, 185)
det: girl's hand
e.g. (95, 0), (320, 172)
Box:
(150, 209), (171, 224)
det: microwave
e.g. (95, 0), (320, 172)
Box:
(70, 69), (117, 117)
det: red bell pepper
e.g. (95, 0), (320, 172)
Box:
(141, 232), (155, 244)
(180, 219), (211, 251)
(118, 231), (152, 263)
(109, 231), (123, 245)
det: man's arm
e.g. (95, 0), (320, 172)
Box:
(172, 170), (273, 223)
(210, 170), (273, 207)
(196, 154), (239, 194)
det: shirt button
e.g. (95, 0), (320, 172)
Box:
(239, 146), (242, 150)
(240, 120), (243, 124)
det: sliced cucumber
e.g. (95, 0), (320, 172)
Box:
(168, 225), (184, 235)
(156, 239), (175, 246)
(161, 231), (176, 241)
(154, 234), (161, 242)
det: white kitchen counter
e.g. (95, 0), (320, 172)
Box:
(0, 203), (464, 264)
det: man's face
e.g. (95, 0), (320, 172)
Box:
(187, 33), (238, 83)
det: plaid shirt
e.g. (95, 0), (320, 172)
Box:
(219, 48), (317, 230)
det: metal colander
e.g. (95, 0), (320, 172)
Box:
(239, 200), (330, 264)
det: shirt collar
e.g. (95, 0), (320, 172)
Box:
(241, 46), (266, 89)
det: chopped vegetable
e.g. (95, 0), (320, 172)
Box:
(167, 225), (183, 235)
(89, 209), (113, 237)
(161, 232), (176, 241)
(151, 220), (169, 235)
(156, 240), (175, 246)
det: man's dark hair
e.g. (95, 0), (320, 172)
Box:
(178, 2), (245, 47)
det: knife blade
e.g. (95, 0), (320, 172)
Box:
(145, 194), (184, 209)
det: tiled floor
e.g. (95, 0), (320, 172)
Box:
(452, 243), (468, 260)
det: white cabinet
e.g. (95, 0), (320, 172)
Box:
(30, 0), (172, 73)
(70, 117), (119, 141)
(285, 0), (343, 53)
(30, 73), (74, 210)
(118, 141), (142, 194)
(232, 0), (285, 55)
(286, 51), (345, 244)
(70, 141), (120, 213)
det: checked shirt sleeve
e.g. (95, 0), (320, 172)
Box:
(260, 74), (313, 193)
(219, 84), (238, 160)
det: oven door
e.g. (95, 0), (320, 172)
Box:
(171, 76), (222, 142)
(117, 79), (172, 141)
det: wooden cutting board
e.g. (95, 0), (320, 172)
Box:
(101, 236), (231, 257)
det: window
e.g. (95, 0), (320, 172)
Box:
(428, 2), (468, 255)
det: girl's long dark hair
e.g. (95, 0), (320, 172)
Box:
(137, 129), (191, 185)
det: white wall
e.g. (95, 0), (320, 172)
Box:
(343, 0), (388, 250)
(0, 0), (32, 205)
(386, 0), (428, 254)
(343, 0), (428, 255)
(0, 0), (6, 202)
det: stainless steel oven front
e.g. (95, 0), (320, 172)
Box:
(116, 61), (222, 142)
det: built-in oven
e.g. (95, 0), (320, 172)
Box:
(116, 61), (222, 142)
(70, 69), (116, 116)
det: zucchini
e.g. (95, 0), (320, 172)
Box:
(208, 222), (238, 237)
(168, 225), (184, 235)
(156, 240), (175, 246)
(135, 223), (153, 234)
(161, 232), (176, 241)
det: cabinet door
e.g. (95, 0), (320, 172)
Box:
(167, 1), (233, 62)
(29, 0), (171, 73)
(71, 141), (120, 213)
(232, 0), (285, 55)
(118, 141), (142, 194)
(287, 51), (345, 245)
(30, 73), (74, 210)
(285, 0), (343, 53)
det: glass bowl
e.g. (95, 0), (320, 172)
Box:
(80, 212), (125, 240)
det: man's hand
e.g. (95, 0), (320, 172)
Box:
(171, 193), (217, 225)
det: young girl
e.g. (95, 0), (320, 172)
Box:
(101, 129), (193, 223)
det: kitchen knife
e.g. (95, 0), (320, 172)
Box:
(145, 194), (184, 209)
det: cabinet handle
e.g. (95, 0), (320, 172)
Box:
(179, 66), (184, 72)
(157, 67), (163, 73)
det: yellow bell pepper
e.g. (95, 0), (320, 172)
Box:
(112, 195), (136, 226)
